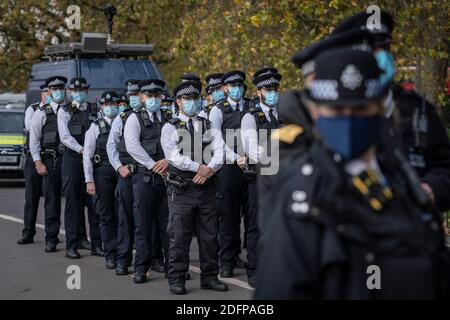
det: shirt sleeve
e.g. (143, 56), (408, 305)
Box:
(207, 127), (224, 172)
(30, 110), (44, 162)
(209, 106), (239, 163)
(82, 123), (98, 183)
(24, 106), (34, 132)
(124, 113), (156, 170)
(106, 116), (123, 172)
(57, 109), (83, 153)
(241, 113), (264, 164)
(160, 123), (200, 173)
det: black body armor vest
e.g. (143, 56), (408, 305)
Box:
(41, 104), (61, 152)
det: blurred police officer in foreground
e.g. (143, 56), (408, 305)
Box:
(332, 11), (450, 213)
(161, 80), (228, 295)
(58, 77), (102, 259)
(238, 67), (282, 287)
(106, 80), (142, 276)
(84, 91), (120, 269)
(18, 84), (48, 245)
(124, 79), (170, 283)
(209, 70), (249, 278)
(255, 47), (450, 299)
(27, 76), (66, 252)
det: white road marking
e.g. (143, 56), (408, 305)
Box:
(0, 212), (253, 291)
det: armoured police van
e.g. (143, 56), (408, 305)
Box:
(25, 32), (164, 107)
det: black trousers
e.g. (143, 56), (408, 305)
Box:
(78, 193), (95, 242)
(245, 180), (259, 277)
(167, 179), (219, 285)
(151, 221), (163, 262)
(132, 172), (168, 274)
(116, 175), (134, 267)
(62, 153), (101, 250)
(22, 155), (42, 240)
(93, 165), (118, 260)
(217, 164), (248, 268)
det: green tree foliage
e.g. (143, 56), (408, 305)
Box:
(0, 0), (448, 108)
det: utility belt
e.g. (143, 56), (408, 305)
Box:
(93, 154), (111, 167)
(40, 149), (61, 170)
(166, 172), (216, 188)
(135, 165), (164, 184)
(243, 163), (257, 180)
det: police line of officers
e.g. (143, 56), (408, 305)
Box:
(18, 63), (280, 294)
(18, 10), (450, 298)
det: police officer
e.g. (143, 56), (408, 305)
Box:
(27, 76), (66, 252)
(255, 47), (450, 299)
(161, 80), (228, 295)
(238, 67), (282, 287)
(18, 84), (48, 245)
(124, 79), (170, 283)
(58, 77), (102, 259)
(208, 70), (250, 278)
(203, 73), (225, 118)
(332, 11), (450, 213)
(106, 80), (143, 276)
(118, 93), (129, 113)
(84, 91), (120, 269)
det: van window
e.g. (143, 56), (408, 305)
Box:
(80, 59), (160, 90)
(0, 112), (24, 134)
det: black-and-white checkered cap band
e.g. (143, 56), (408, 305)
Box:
(311, 78), (383, 101)
(48, 78), (66, 87)
(256, 77), (280, 89)
(208, 78), (222, 86)
(301, 60), (316, 77)
(69, 82), (88, 89)
(141, 83), (164, 92)
(176, 85), (200, 97)
(223, 73), (244, 83)
(127, 83), (140, 92)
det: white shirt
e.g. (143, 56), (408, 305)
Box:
(106, 114), (125, 172)
(161, 112), (223, 173)
(24, 102), (42, 132)
(29, 102), (59, 162)
(209, 97), (245, 163)
(83, 116), (113, 183)
(124, 110), (162, 170)
(241, 102), (278, 163)
(57, 102), (90, 154)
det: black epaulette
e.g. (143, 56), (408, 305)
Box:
(120, 108), (133, 122)
(162, 109), (173, 122)
(44, 104), (54, 114)
(250, 106), (266, 123)
(95, 118), (109, 135)
(38, 103), (48, 111)
(29, 102), (40, 111)
(218, 101), (233, 113)
(169, 117), (187, 129)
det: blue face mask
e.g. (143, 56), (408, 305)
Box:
(145, 98), (161, 113)
(263, 90), (279, 107)
(375, 50), (396, 87)
(228, 85), (243, 101)
(195, 97), (203, 109)
(212, 89), (226, 103)
(119, 104), (128, 113)
(129, 95), (141, 110)
(45, 95), (52, 104)
(71, 91), (87, 104)
(51, 90), (65, 103)
(316, 115), (383, 160)
(182, 99), (200, 116)
(103, 105), (119, 118)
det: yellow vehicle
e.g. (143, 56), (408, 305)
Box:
(0, 94), (26, 178)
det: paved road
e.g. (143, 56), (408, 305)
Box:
(0, 179), (253, 300)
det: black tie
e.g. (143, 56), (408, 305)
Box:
(152, 112), (160, 123)
(188, 118), (195, 134)
(235, 103), (239, 112)
(269, 108), (278, 124)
